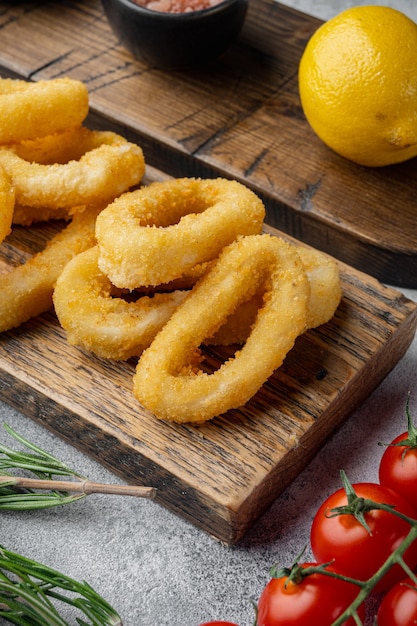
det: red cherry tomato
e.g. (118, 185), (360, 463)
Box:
(377, 576), (417, 626)
(379, 431), (417, 512)
(310, 482), (417, 592)
(256, 562), (364, 626)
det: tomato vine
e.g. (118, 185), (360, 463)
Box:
(256, 472), (417, 626)
(255, 395), (417, 626)
(313, 477), (417, 625)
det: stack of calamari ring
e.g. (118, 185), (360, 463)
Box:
(0, 77), (145, 332)
(53, 177), (342, 424)
(0, 76), (342, 425)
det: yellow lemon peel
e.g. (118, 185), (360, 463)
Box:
(298, 6), (417, 167)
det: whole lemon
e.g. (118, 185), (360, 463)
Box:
(298, 6), (417, 167)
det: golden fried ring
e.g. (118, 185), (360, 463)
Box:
(0, 164), (15, 243)
(95, 177), (266, 289)
(296, 246), (342, 329)
(0, 77), (89, 144)
(53, 246), (190, 360)
(0, 128), (145, 212)
(10, 126), (124, 165)
(133, 234), (310, 424)
(0, 205), (102, 333)
(12, 204), (75, 227)
(208, 245), (342, 345)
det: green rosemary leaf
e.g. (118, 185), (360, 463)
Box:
(0, 424), (155, 510)
(0, 493), (85, 510)
(3, 425), (80, 469)
(0, 425), (85, 480)
(0, 546), (122, 625)
(0, 478), (15, 488)
(0, 454), (83, 479)
(0, 425), (86, 510)
(0, 580), (68, 626)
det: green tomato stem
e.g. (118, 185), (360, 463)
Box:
(322, 523), (417, 626)
(322, 480), (417, 626)
(269, 472), (417, 626)
(378, 392), (417, 454)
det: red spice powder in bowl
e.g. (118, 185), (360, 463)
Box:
(101, 0), (249, 70)
(131, 0), (224, 13)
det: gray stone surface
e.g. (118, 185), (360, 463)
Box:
(1, 2), (417, 624)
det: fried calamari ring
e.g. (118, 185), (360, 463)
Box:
(0, 128), (145, 213)
(133, 234), (310, 424)
(296, 246), (342, 329)
(0, 164), (14, 243)
(95, 177), (266, 289)
(12, 204), (74, 227)
(207, 245), (342, 345)
(0, 205), (102, 333)
(53, 246), (190, 360)
(0, 77), (89, 144)
(10, 126), (121, 165)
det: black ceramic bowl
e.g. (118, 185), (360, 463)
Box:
(101, 0), (248, 70)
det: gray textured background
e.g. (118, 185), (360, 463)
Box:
(1, 1), (417, 625)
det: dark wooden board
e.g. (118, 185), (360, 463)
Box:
(0, 0), (416, 286)
(1, 167), (416, 543)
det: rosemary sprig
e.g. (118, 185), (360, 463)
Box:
(0, 424), (85, 479)
(0, 424), (155, 510)
(0, 544), (122, 625)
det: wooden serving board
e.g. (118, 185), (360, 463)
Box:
(0, 0), (416, 286)
(1, 168), (416, 543)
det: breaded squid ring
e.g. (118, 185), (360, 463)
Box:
(0, 128), (145, 212)
(0, 164), (15, 243)
(10, 126), (123, 165)
(296, 246), (342, 329)
(208, 245), (342, 345)
(12, 204), (75, 227)
(95, 177), (266, 289)
(133, 234), (310, 424)
(0, 205), (102, 333)
(53, 246), (190, 360)
(0, 77), (89, 144)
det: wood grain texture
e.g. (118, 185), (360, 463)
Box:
(0, 0), (416, 286)
(1, 177), (416, 543)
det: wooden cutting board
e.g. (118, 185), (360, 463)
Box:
(1, 168), (416, 544)
(0, 0), (416, 287)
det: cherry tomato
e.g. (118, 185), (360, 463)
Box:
(256, 562), (364, 625)
(376, 576), (417, 626)
(379, 431), (417, 512)
(310, 482), (417, 592)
